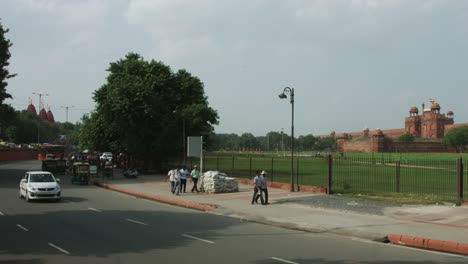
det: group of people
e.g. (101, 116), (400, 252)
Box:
(252, 170), (269, 205)
(167, 165), (201, 195)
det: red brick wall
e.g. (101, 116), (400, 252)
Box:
(0, 149), (39, 161)
(389, 142), (450, 153)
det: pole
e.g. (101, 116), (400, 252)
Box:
(290, 88), (295, 192)
(33, 92), (49, 143)
(183, 118), (186, 165)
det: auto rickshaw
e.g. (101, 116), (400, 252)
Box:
(71, 161), (90, 185)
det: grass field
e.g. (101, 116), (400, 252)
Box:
(188, 152), (468, 203)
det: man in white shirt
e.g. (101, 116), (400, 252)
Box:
(179, 165), (190, 193)
(167, 167), (181, 195)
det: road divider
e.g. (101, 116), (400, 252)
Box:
(386, 234), (468, 256)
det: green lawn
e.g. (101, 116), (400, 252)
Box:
(189, 152), (468, 203)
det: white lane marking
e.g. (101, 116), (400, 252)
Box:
(48, 243), (70, 255)
(125, 218), (148, 226)
(16, 224), (29, 232)
(0, 211), (4, 216)
(271, 257), (299, 264)
(64, 200), (75, 204)
(181, 234), (215, 244)
(88, 207), (102, 212)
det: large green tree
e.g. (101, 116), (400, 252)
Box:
(0, 20), (17, 138)
(443, 126), (468, 153)
(80, 53), (218, 169)
(0, 20), (15, 104)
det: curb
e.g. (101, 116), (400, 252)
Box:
(236, 179), (326, 193)
(386, 234), (468, 256)
(93, 180), (214, 212)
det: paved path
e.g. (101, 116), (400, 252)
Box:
(94, 173), (468, 256)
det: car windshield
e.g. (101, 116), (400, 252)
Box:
(29, 174), (55, 182)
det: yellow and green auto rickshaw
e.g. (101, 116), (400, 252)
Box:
(71, 161), (90, 185)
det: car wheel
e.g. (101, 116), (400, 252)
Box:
(25, 191), (30, 202)
(55, 198), (61, 202)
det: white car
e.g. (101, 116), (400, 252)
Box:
(100, 152), (112, 161)
(19, 171), (62, 202)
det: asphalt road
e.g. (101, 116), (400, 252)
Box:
(1, 160), (467, 264)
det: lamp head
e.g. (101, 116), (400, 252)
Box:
(278, 93), (287, 99)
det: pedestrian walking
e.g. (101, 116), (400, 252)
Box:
(256, 170), (269, 205)
(179, 165), (189, 193)
(173, 168), (181, 195)
(251, 171), (264, 205)
(167, 167), (178, 194)
(190, 165), (200, 193)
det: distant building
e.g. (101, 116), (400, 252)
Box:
(405, 99), (454, 138)
(26, 103), (55, 124)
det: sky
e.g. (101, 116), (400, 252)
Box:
(1, 0), (468, 137)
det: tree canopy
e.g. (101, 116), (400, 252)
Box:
(443, 126), (468, 153)
(0, 20), (15, 104)
(79, 53), (218, 169)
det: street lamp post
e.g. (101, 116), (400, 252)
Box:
(278, 87), (295, 192)
(33, 92), (49, 143)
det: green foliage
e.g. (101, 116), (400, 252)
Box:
(0, 20), (15, 104)
(396, 133), (416, 143)
(443, 126), (468, 152)
(81, 53), (218, 168)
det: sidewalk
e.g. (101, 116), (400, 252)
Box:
(94, 174), (468, 256)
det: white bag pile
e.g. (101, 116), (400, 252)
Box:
(201, 171), (239, 193)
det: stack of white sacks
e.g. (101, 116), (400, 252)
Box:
(201, 171), (239, 193)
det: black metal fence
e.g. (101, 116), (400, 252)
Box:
(182, 154), (465, 202)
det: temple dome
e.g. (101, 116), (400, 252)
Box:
(430, 102), (440, 111)
(39, 108), (48, 121)
(46, 109), (55, 123)
(26, 103), (37, 115)
(409, 106), (419, 114)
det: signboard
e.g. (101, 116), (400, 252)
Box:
(187, 136), (202, 157)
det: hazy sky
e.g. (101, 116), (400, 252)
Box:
(2, 0), (468, 136)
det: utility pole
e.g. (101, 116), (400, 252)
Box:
(60, 105), (75, 123)
(33, 92), (49, 143)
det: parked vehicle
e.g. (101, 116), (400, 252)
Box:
(123, 168), (138, 179)
(100, 152), (112, 161)
(19, 171), (61, 202)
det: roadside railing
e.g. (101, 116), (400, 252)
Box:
(182, 154), (465, 202)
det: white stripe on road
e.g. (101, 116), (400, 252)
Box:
(16, 224), (29, 232)
(0, 211), (4, 216)
(271, 257), (300, 264)
(125, 219), (148, 226)
(181, 234), (215, 244)
(88, 207), (102, 212)
(48, 243), (70, 255)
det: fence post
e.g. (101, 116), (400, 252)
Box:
(296, 158), (300, 192)
(271, 157), (274, 183)
(327, 154), (332, 194)
(457, 157), (464, 205)
(249, 156), (252, 178)
(232, 155), (235, 177)
(396, 160), (400, 193)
